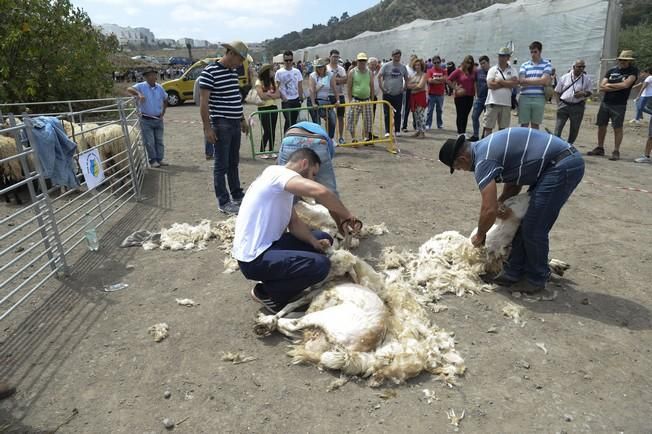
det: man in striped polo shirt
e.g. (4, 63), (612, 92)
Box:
(518, 41), (552, 130)
(439, 128), (584, 293)
(199, 41), (250, 214)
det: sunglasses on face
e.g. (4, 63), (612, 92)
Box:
(575, 65), (586, 68)
(284, 59), (293, 62)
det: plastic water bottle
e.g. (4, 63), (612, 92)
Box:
(84, 213), (99, 251)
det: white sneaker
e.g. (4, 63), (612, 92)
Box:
(396, 131), (401, 137)
(384, 133), (390, 138)
(629, 119), (641, 124)
(634, 155), (651, 163)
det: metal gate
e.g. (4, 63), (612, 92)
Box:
(0, 97), (146, 321)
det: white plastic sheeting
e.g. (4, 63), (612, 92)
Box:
(294, 0), (620, 82)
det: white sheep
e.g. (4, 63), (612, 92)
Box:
(253, 250), (465, 387)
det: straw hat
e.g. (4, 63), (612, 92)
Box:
(356, 52), (368, 61)
(616, 50), (635, 61)
(221, 40), (249, 59)
(497, 47), (512, 56)
(315, 58), (329, 68)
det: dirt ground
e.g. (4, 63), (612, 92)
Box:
(1, 98), (651, 433)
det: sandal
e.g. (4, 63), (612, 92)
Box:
(586, 146), (605, 156)
(608, 150), (620, 161)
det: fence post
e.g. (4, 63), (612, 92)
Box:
(117, 98), (142, 201)
(21, 116), (70, 275)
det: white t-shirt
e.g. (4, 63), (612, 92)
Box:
(232, 166), (299, 262)
(327, 64), (346, 96)
(642, 76), (652, 97)
(275, 67), (303, 100)
(485, 64), (517, 107)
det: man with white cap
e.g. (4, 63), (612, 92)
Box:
(199, 40), (250, 214)
(588, 50), (639, 161)
(483, 47), (519, 137)
(346, 52), (375, 142)
(438, 128), (584, 294)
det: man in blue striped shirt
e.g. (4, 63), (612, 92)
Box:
(199, 41), (251, 214)
(518, 41), (552, 130)
(439, 127), (584, 293)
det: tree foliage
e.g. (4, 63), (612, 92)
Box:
(0, 0), (119, 104)
(619, 23), (652, 69)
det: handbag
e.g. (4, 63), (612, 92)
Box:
(454, 86), (466, 97)
(245, 88), (263, 105)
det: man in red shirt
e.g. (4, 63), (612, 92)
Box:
(426, 55), (447, 129)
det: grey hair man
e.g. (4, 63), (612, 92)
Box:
(553, 59), (593, 145)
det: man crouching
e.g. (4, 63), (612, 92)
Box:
(233, 148), (360, 313)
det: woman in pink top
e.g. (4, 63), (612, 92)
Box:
(448, 55), (477, 135)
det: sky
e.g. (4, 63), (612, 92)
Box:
(72, 0), (380, 43)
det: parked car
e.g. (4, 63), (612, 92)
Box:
(162, 57), (252, 106)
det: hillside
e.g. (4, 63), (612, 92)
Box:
(265, 0), (651, 56)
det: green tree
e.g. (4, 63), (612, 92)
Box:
(0, 0), (118, 104)
(619, 22), (652, 69)
(341, 12), (350, 21)
(327, 16), (340, 26)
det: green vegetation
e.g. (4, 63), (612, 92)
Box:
(619, 0), (652, 68)
(0, 0), (119, 104)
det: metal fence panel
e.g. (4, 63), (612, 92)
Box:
(0, 97), (146, 321)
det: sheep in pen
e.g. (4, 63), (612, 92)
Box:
(253, 194), (569, 387)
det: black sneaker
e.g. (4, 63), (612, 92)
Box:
(251, 283), (285, 314)
(232, 197), (243, 205)
(218, 201), (240, 215)
(469, 135), (480, 142)
(492, 271), (519, 287)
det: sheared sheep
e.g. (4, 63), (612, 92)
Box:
(253, 250), (465, 387)
(379, 194), (569, 302)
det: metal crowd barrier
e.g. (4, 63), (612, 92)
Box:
(247, 99), (398, 159)
(0, 97), (146, 321)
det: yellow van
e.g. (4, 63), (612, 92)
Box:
(162, 57), (252, 106)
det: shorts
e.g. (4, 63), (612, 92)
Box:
(649, 117), (652, 138)
(483, 104), (512, 130)
(518, 95), (545, 125)
(329, 95), (346, 117)
(596, 102), (627, 129)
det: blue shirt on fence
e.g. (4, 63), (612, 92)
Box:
(29, 116), (79, 188)
(132, 82), (167, 117)
(471, 127), (572, 190)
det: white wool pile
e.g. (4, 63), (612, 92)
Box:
(255, 250), (465, 387)
(377, 194), (532, 302)
(148, 323), (169, 342)
(155, 217), (236, 252)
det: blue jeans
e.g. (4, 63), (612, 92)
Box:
(426, 94), (444, 128)
(635, 96), (651, 120)
(277, 134), (338, 195)
(238, 231), (333, 304)
(312, 98), (336, 139)
(472, 97), (486, 137)
(212, 118), (244, 206)
(503, 152), (585, 287)
(140, 117), (164, 163)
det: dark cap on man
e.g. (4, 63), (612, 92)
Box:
(143, 67), (158, 76)
(439, 135), (467, 174)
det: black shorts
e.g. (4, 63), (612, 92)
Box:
(596, 102), (627, 128)
(329, 95), (346, 117)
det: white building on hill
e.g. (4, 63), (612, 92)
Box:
(99, 24), (156, 46)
